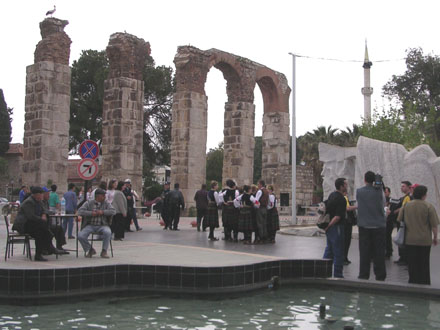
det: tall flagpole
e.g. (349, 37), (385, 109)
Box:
(288, 52), (297, 225)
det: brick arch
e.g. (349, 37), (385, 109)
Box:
(207, 50), (256, 103)
(256, 68), (290, 114)
(171, 46), (291, 210)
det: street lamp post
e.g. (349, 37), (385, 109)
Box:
(288, 52), (297, 225)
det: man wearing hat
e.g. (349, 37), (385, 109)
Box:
(77, 188), (116, 258)
(13, 186), (63, 261)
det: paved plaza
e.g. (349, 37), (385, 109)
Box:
(2, 215), (440, 296)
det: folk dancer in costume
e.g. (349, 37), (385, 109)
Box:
(220, 179), (240, 242)
(255, 180), (270, 244)
(266, 185), (280, 243)
(235, 185), (258, 244)
(250, 184), (259, 243)
(206, 181), (222, 241)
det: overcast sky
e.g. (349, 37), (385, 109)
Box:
(2, 0), (440, 151)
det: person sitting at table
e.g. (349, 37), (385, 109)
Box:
(77, 188), (116, 258)
(12, 186), (64, 261)
(41, 186), (69, 254)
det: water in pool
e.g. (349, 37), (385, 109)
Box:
(1, 287), (439, 329)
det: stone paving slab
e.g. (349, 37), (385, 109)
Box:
(2, 216), (439, 291)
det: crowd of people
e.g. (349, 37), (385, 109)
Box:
(14, 179), (142, 261)
(189, 179), (280, 244)
(323, 171), (439, 285)
(12, 174), (440, 286)
(156, 179), (280, 244)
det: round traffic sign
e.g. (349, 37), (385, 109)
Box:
(77, 159), (99, 181)
(79, 140), (99, 160)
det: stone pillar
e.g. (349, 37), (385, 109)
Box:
(22, 18), (71, 190)
(222, 101), (255, 186)
(262, 111), (291, 212)
(171, 91), (208, 205)
(172, 46), (211, 209)
(101, 33), (150, 196)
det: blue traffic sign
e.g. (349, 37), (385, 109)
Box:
(79, 140), (99, 160)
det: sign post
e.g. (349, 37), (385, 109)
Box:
(77, 140), (100, 208)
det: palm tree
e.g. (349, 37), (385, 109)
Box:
(337, 124), (361, 147)
(297, 125), (340, 196)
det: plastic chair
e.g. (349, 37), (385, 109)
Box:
(4, 215), (32, 261)
(90, 232), (114, 257)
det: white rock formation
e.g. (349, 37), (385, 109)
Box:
(318, 143), (356, 200)
(319, 136), (440, 214)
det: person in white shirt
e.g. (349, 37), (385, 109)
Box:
(106, 179), (117, 205)
(254, 180), (270, 243)
(235, 185), (258, 244)
(219, 179), (240, 242)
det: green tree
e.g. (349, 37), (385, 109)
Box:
(359, 106), (425, 149)
(0, 89), (12, 156)
(69, 50), (174, 163)
(297, 125), (339, 192)
(206, 142), (224, 184)
(336, 124), (361, 147)
(70, 50), (108, 152)
(383, 48), (440, 153)
(142, 57), (174, 165)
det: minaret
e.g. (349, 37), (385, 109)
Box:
(361, 41), (373, 121)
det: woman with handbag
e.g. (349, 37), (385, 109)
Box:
(397, 185), (439, 285)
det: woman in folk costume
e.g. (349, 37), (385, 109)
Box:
(206, 180), (223, 241)
(235, 185), (258, 244)
(266, 185), (280, 243)
(250, 184), (260, 243)
(220, 179), (240, 242)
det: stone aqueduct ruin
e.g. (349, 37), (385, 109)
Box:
(172, 47), (291, 208)
(22, 18), (293, 210)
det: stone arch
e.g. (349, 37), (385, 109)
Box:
(255, 68), (291, 195)
(172, 46), (291, 208)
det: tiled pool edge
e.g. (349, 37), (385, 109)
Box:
(0, 259), (332, 304)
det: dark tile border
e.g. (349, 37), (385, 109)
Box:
(0, 258), (332, 301)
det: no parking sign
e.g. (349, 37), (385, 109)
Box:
(79, 140), (99, 160)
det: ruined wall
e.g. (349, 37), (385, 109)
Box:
(222, 101), (255, 185)
(22, 18), (71, 190)
(172, 46), (291, 209)
(101, 33), (149, 195)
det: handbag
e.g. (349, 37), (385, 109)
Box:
(316, 201), (330, 230)
(393, 207), (405, 247)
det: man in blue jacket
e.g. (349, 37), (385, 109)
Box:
(356, 171), (386, 281)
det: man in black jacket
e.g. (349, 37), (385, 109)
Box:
(166, 183), (185, 230)
(13, 186), (63, 261)
(194, 184), (208, 231)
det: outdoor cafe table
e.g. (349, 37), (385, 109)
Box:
(48, 214), (79, 257)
